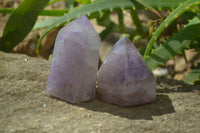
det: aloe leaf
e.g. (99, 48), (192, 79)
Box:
(33, 0), (188, 31)
(35, 0), (138, 54)
(35, 0), (191, 54)
(190, 42), (200, 49)
(34, 17), (60, 30)
(99, 23), (115, 40)
(144, 0), (200, 58)
(48, 0), (65, 5)
(49, 0), (96, 5)
(117, 9), (124, 32)
(68, 0), (74, 11)
(0, 8), (69, 16)
(40, 9), (69, 16)
(135, 0), (161, 17)
(74, 0), (95, 4)
(0, 9), (69, 31)
(145, 17), (200, 70)
(130, 9), (143, 34)
(183, 69), (200, 85)
(146, 0), (186, 10)
(0, 0), (50, 52)
(0, 8), (14, 14)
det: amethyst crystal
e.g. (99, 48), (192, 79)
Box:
(97, 37), (156, 106)
(47, 15), (100, 103)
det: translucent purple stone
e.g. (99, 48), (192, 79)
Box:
(47, 15), (100, 103)
(97, 37), (156, 106)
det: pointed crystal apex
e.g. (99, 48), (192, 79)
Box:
(97, 37), (156, 106)
(47, 15), (100, 103)
(76, 15), (92, 25)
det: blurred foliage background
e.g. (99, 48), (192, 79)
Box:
(0, 0), (200, 84)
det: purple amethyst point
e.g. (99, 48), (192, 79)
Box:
(47, 15), (100, 103)
(97, 37), (156, 106)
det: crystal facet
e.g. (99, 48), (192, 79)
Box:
(47, 15), (100, 103)
(97, 37), (156, 106)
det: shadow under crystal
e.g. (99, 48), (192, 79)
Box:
(76, 94), (175, 120)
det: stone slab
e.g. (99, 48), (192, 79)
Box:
(0, 51), (200, 133)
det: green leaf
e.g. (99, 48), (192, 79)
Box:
(68, 0), (74, 11)
(183, 62), (200, 85)
(40, 9), (69, 16)
(49, 0), (96, 5)
(183, 69), (200, 85)
(33, 0), (188, 31)
(135, 0), (161, 17)
(35, 0), (191, 54)
(117, 9), (125, 32)
(99, 22), (115, 40)
(36, 0), (139, 54)
(0, 0), (50, 52)
(145, 0), (186, 10)
(144, 0), (200, 58)
(34, 17), (60, 30)
(0, 8), (69, 16)
(48, 0), (65, 5)
(130, 9), (143, 34)
(0, 8), (14, 14)
(74, 0), (95, 4)
(145, 17), (200, 70)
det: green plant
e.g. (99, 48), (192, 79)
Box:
(0, 0), (200, 84)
